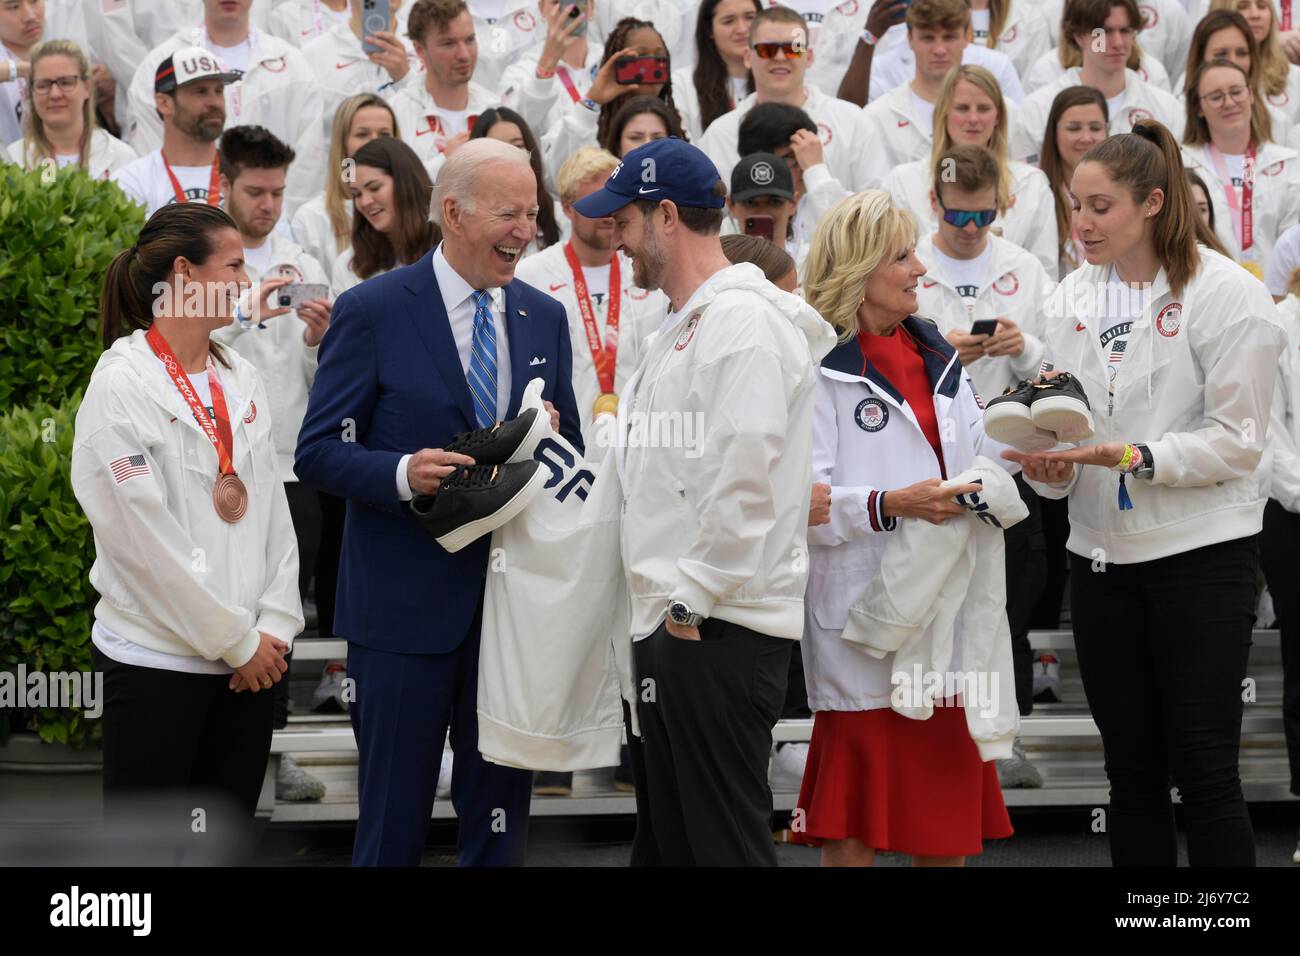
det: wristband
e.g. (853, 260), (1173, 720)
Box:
(1112, 443), (1141, 474)
(860, 29), (879, 47)
(535, 65), (556, 79)
(579, 96), (600, 112)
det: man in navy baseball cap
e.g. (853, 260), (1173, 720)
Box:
(573, 137), (728, 307)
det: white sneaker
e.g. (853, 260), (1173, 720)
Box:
(311, 661), (349, 713)
(1032, 650), (1062, 703)
(436, 749), (453, 799)
(769, 742), (809, 792)
(276, 755), (326, 802)
(997, 738), (1043, 789)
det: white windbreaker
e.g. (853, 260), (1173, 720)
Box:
(71, 330), (303, 669)
(265, 0), (351, 48)
(290, 193), (347, 280)
(841, 457), (1026, 760)
(1028, 248), (1287, 564)
(698, 87), (878, 193)
(302, 19), (422, 144)
(211, 233), (329, 481)
(513, 245), (668, 451)
(859, 83), (941, 187)
(1023, 49), (1171, 94)
(617, 263), (837, 641)
(501, 48), (602, 140)
(591, 0), (698, 72)
(471, 0), (548, 95)
(388, 80), (500, 179)
(1037, 0), (1189, 75)
(804, 0), (873, 98)
(1181, 141), (1300, 280)
(802, 317), (1016, 716)
(5, 129), (138, 181)
(882, 158), (1058, 276)
(913, 232), (1052, 405)
(1267, 294), (1300, 512)
(1011, 68), (1184, 161)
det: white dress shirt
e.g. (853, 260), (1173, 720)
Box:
(395, 243), (513, 499)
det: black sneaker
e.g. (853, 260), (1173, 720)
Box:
(1029, 372), (1094, 442)
(410, 461), (547, 553)
(532, 771), (573, 796)
(984, 379), (1058, 451)
(444, 407), (547, 466)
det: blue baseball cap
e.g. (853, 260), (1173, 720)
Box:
(572, 138), (726, 219)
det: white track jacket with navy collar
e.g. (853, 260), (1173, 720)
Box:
(802, 317), (1016, 718)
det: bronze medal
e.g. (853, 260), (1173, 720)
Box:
(213, 472), (248, 523)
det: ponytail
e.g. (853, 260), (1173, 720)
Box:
(1081, 120), (1218, 297)
(99, 203), (240, 366)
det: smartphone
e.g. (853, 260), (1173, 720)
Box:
(279, 283), (330, 309)
(744, 215), (775, 242)
(566, 0), (588, 40)
(970, 318), (999, 337)
(614, 55), (669, 86)
(361, 0), (389, 54)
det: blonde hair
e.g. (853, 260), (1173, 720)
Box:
(556, 147), (620, 204)
(803, 191), (918, 344)
(1211, 0), (1289, 96)
(20, 41), (95, 172)
(931, 65), (1012, 213)
(326, 94), (401, 254)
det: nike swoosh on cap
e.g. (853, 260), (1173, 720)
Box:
(638, 186), (659, 194)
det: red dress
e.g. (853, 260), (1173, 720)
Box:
(792, 325), (1013, 857)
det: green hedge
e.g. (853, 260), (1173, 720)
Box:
(0, 394), (99, 747)
(0, 163), (145, 409)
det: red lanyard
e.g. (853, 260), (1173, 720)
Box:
(1205, 141), (1255, 252)
(563, 242), (620, 395)
(557, 66), (582, 103)
(146, 326), (237, 476)
(160, 152), (221, 207)
(426, 113), (480, 150)
(1284, 0), (1292, 31)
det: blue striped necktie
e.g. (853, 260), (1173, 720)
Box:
(468, 289), (498, 429)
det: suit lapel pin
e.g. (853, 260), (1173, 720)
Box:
(517, 308), (527, 316)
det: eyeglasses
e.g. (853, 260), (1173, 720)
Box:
(1199, 86), (1250, 108)
(751, 41), (805, 60)
(32, 75), (84, 95)
(937, 199), (997, 229)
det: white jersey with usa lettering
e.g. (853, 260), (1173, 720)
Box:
(515, 245), (668, 451)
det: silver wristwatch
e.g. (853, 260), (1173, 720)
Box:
(667, 600), (704, 628)
(1133, 443), (1154, 480)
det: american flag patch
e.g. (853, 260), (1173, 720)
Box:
(109, 454), (150, 484)
(1109, 340), (1127, 363)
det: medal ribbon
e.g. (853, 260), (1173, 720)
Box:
(563, 242), (620, 395)
(161, 152), (221, 207)
(146, 326), (236, 476)
(556, 65), (582, 103)
(1205, 141), (1255, 252)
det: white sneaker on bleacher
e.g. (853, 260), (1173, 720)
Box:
(276, 755), (326, 802)
(436, 749), (453, 799)
(997, 738), (1043, 789)
(1032, 650), (1061, 703)
(769, 742), (809, 793)
(311, 661), (349, 713)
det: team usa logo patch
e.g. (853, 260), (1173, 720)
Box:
(836, 0), (859, 15)
(513, 10), (537, 31)
(1001, 26), (1017, 43)
(243, 401), (257, 424)
(263, 56), (287, 72)
(1140, 4), (1157, 28)
(1128, 108), (1153, 127)
(1269, 91), (1291, 107)
(1263, 160), (1286, 176)
(854, 397), (889, 432)
(627, 287), (650, 300)
(993, 273), (1019, 296)
(818, 122), (832, 145)
(1156, 302), (1182, 338)
(674, 314), (701, 351)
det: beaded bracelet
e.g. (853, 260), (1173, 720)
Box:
(1112, 443), (1141, 474)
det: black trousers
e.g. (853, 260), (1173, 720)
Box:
(633, 618), (791, 866)
(1259, 500), (1300, 795)
(1069, 536), (1258, 867)
(93, 645), (274, 829)
(1004, 474), (1047, 717)
(1029, 495), (1072, 629)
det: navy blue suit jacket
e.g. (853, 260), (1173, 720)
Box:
(294, 250), (582, 654)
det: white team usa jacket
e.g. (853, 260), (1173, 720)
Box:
(389, 81), (500, 180)
(859, 84), (945, 188)
(1030, 248), (1287, 564)
(1011, 68), (1185, 162)
(913, 233), (1052, 405)
(5, 128), (138, 181)
(211, 234), (330, 481)
(514, 245), (668, 452)
(618, 264), (838, 642)
(1181, 141), (1300, 279)
(882, 158), (1058, 276)
(1268, 295), (1300, 513)
(71, 330), (303, 670)
(802, 318), (1016, 715)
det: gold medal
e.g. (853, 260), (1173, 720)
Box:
(592, 392), (619, 418)
(213, 472), (248, 523)
(1242, 260), (1264, 281)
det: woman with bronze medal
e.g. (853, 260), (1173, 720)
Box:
(72, 203), (305, 837)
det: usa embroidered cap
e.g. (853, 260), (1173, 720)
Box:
(572, 137), (726, 219)
(730, 152), (795, 203)
(155, 46), (241, 93)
